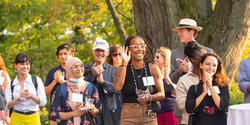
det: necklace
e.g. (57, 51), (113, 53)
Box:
(136, 68), (144, 78)
(130, 63), (149, 96)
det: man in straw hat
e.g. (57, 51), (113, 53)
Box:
(170, 18), (212, 125)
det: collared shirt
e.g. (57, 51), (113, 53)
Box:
(238, 57), (250, 103)
(170, 40), (213, 84)
(176, 72), (200, 124)
(5, 74), (47, 112)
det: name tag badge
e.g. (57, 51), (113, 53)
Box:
(142, 76), (155, 86)
(208, 86), (220, 96)
(72, 93), (83, 102)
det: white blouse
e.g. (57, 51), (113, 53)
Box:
(5, 73), (47, 112)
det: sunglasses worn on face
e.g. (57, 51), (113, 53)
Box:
(112, 53), (122, 57)
(129, 45), (147, 50)
(154, 55), (161, 59)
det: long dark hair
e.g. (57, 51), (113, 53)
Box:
(125, 36), (137, 47)
(200, 53), (229, 87)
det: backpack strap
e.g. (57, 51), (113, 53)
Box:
(10, 80), (14, 100)
(31, 75), (38, 91)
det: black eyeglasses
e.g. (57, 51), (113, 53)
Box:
(112, 53), (121, 57)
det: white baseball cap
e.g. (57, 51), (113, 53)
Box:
(92, 37), (109, 51)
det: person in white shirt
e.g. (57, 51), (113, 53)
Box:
(5, 53), (46, 125)
(0, 55), (11, 125)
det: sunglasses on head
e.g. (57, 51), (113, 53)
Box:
(112, 53), (122, 57)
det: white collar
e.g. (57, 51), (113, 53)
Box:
(12, 73), (33, 86)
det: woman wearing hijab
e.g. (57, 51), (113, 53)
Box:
(50, 57), (100, 125)
(5, 53), (46, 125)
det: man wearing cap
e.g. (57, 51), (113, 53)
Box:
(170, 18), (212, 125)
(84, 37), (120, 125)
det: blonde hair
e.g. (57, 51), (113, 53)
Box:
(156, 47), (171, 71)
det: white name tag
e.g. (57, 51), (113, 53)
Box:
(208, 86), (220, 96)
(142, 76), (155, 86)
(72, 93), (83, 102)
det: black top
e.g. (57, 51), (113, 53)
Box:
(122, 63), (152, 103)
(185, 80), (230, 125)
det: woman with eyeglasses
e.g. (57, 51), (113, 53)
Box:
(5, 53), (46, 125)
(185, 53), (229, 125)
(154, 47), (177, 125)
(50, 57), (100, 125)
(107, 44), (122, 67)
(113, 36), (165, 125)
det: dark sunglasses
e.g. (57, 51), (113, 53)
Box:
(112, 53), (122, 57)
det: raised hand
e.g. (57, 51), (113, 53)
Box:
(121, 46), (131, 66)
(176, 58), (191, 73)
(203, 72), (213, 88)
(54, 70), (65, 84)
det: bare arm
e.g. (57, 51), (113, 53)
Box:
(45, 79), (57, 96)
(113, 46), (131, 91)
(208, 85), (221, 108)
(45, 70), (65, 96)
(150, 63), (165, 101)
(195, 82), (208, 108)
(7, 97), (21, 109)
(113, 66), (127, 91)
(59, 105), (87, 120)
(1, 71), (10, 92)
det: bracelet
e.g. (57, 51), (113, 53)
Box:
(120, 65), (127, 67)
(148, 94), (152, 102)
(30, 94), (34, 99)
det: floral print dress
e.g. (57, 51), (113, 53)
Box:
(50, 82), (100, 125)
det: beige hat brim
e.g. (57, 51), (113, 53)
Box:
(172, 26), (203, 32)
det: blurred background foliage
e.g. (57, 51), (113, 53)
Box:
(0, 0), (248, 124)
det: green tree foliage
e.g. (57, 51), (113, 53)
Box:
(0, 0), (135, 81)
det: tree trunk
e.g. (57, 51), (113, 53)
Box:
(197, 0), (250, 82)
(133, 0), (250, 83)
(106, 0), (127, 44)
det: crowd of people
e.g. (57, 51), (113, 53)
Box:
(0, 18), (248, 125)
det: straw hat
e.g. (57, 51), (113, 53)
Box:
(173, 18), (203, 31)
